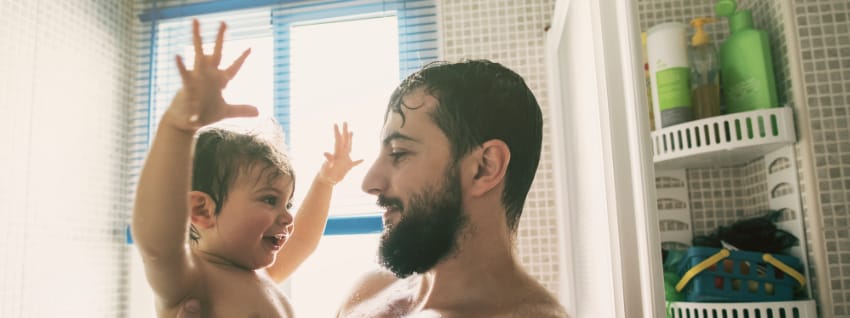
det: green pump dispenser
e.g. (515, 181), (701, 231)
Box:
(716, 0), (778, 113)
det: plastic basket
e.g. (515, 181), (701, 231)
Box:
(675, 247), (805, 302)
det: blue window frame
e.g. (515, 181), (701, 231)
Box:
(129, 0), (437, 242)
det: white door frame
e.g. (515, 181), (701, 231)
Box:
(546, 0), (664, 317)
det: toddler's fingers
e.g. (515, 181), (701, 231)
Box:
(344, 131), (354, 153)
(176, 55), (190, 82)
(212, 22), (226, 66)
(192, 19), (205, 68)
(334, 124), (344, 154)
(225, 48), (251, 79)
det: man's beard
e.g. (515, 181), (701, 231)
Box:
(377, 165), (467, 278)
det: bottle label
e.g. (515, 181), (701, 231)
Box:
(655, 67), (693, 127)
(656, 67), (692, 111)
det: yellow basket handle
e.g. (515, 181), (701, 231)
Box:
(675, 249), (730, 292)
(763, 253), (806, 287)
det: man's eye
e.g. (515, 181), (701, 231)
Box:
(389, 151), (408, 162)
(262, 196), (278, 206)
(285, 202), (293, 210)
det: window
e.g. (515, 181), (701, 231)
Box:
(131, 1), (436, 317)
(287, 15), (398, 317)
(142, 8), (276, 134)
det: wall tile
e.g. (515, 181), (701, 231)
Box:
(438, 0), (560, 296)
(0, 0), (135, 317)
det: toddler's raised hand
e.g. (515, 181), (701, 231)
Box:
(165, 19), (258, 132)
(319, 122), (364, 185)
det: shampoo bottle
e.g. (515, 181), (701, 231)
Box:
(647, 22), (693, 128)
(716, 0), (779, 113)
(689, 17), (721, 119)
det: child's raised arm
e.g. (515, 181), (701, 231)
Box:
(266, 122), (363, 282)
(131, 19), (257, 306)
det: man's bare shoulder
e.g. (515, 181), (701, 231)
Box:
(494, 277), (568, 318)
(337, 268), (401, 314)
(348, 268), (400, 296)
(427, 300), (568, 318)
(500, 301), (569, 318)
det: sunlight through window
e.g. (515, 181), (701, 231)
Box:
(288, 14), (399, 318)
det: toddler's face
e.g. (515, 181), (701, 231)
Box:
(208, 165), (295, 270)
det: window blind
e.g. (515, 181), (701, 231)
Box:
(270, 0), (437, 142)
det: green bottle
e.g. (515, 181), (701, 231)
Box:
(716, 0), (778, 113)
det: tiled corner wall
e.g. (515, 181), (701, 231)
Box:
(793, 0), (850, 316)
(0, 0), (135, 317)
(687, 160), (769, 237)
(437, 0), (560, 295)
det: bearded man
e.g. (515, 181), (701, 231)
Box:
(337, 60), (567, 318)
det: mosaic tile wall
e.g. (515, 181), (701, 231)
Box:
(793, 0), (850, 316)
(438, 0), (560, 296)
(0, 0), (135, 317)
(687, 161), (769, 237)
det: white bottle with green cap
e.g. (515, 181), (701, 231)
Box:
(647, 22), (693, 128)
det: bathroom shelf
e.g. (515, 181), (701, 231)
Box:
(667, 299), (816, 318)
(651, 107), (796, 169)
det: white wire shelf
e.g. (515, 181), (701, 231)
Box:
(667, 300), (816, 318)
(651, 107), (796, 169)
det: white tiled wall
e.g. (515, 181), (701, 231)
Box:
(0, 0), (135, 317)
(793, 1), (850, 316)
(438, 0), (561, 296)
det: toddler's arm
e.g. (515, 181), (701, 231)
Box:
(266, 123), (363, 282)
(131, 19), (256, 306)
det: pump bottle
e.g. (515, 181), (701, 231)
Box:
(689, 17), (721, 119)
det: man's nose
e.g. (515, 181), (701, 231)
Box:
(361, 159), (385, 196)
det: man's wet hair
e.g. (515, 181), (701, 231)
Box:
(387, 60), (543, 231)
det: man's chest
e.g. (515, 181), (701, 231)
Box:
(342, 288), (468, 318)
(342, 286), (419, 318)
(344, 304), (466, 318)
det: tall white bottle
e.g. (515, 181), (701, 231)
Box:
(647, 22), (693, 128)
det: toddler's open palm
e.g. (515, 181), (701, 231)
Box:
(320, 123), (364, 185)
(168, 20), (258, 131)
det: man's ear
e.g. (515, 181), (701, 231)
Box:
(189, 191), (217, 229)
(469, 139), (510, 197)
